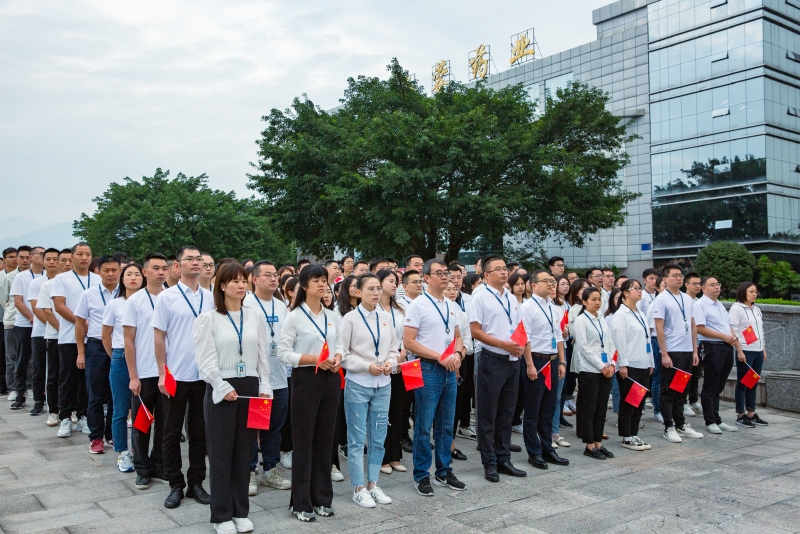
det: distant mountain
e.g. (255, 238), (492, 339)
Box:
(0, 222), (76, 250)
(0, 217), (43, 241)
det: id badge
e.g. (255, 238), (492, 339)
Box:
(551, 337), (557, 350)
(270, 342), (277, 357)
(236, 362), (246, 378)
(685, 322), (690, 334)
(646, 342), (652, 354)
(601, 352), (608, 363)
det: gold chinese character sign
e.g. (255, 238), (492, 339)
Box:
(468, 44), (489, 80)
(431, 60), (450, 93)
(510, 29), (536, 65)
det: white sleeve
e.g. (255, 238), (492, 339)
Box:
(192, 312), (234, 404)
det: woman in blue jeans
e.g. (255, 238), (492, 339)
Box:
(729, 282), (769, 428)
(101, 263), (144, 472)
(339, 273), (399, 508)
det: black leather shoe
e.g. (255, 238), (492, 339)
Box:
(186, 484), (211, 505)
(509, 444), (522, 453)
(498, 461), (527, 477)
(560, 418), (573, 429)
(484, 464), (500, 482)
(401, 438), (413, 453)
(164, 487), (184, 508)
(527, 455), (548, 470)
(542, 452), (569, 466)
(583, 447), (606, 460)
(597, 446), (615, 459)
(452, 448), (467, 461)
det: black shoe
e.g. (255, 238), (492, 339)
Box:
(164, 487), (184, 508)
(433, 471), (466, 491)
(186, 484), (211, 505)
(10, 398), (25, 410)
(736, 415), (755, 428)
(484, 464), (500, 482)
(509, 443), (522, 453)
(583, 447), (606, 460)
(528, 455), (548, 470)
(401, 438), (413, 453)
(751, 413), (769, 426)
(29, 401), (43, 416)
(597, 446), (614, 459)
(498, 461), (527, 477)
(452, 448), (467, 461)
(415, 477), (434, 496)
(560, 418), (573, 429)
(339, 444), (348, 458)
(135, 475), (151, 490)
(542, 452), (570, 466)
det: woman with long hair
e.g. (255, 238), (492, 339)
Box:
(462, 273), (482, 294)
(508, 272), (526, 305)
(729, 282), (769, 428)
(335, 275), (359, 317)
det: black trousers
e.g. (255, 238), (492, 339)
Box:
(616, 367), (650, 437)
(85, 339), (113, 441)
(30, 337), (46, 403)
(455, 352), (475, 429)
(477, 351), (519, 466)
(577, 372), (612, 444)
(512, 357), (525, 426)
(13, 326), (33, 397)
(659, 351), (693, 430)
(401, 385), (415, 438)
(0, 329), (6, 394)
(685, 360), (702, 405)
(280, 376), (293, 453)
(522, 356), (558, 456)
(563, 341), (577, 398)
(58, 343), (87, 420)
(383, 373), (406, 464)
(331, 388), (346, 469)
(205, 377), (257, 524)
(131, 377), (164, 477)
(290, 366), (340, 513)
(163, 380), (206, 489)
(700, 342), (734, 426)
(45, 340), (60, 414)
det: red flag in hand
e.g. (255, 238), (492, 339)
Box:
(539, 361), (552, 390)
(742, 326), (759, 345)
(133, 401), (154, 433)
(315, 341), (330, 374)
(669, 368), (691, 393)
(740, 368), (760, 389)
(164, 365), (177, 397)
(339, 368), (345, 390)
(440, 338), (456, 361)
(624, 380), (648, 407)
(559, 310), (569, 332)
(247, 398), (272, 430)
(510, 321), (527, 347)
(400, 360), (424, 391)
(612, 350), (618, 363)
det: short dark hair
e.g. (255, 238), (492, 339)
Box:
(481, 255), (504, 274)
(642, 268), (659, 279)
(369, 257), (389, 272)
(143, 253), (167, 267)
(402, 269), (421, 284)
(473, 256), (483, 265)
(298, 259), (311, 267)
(241, 258), (254, 265)
(58, 248), (72, 257)
(585, 267), (601, 278)
(17, 245), (32, 254)
(423, 258), (447, 276)
(602, 267), (614, 274)
(405, 255), (422, 267)
(2, 247), (17, 258)
(213, 262), (248, 315)
(700, 275), (718, 286)
(530, 269), (550, 283)
(508, 262), (520, 270)
(324, 259), (338, 268)
(354, 260), (368, 269)
(548, 256), (564, 268)
(735, 282), (757, 303)
(175, 246), (200, 262)
(615, 275), (628, 283)
(71, 242), (91, 254)
(252, 260), (275, 277)
(447, 262), (461, 273)
(96, 255), (120, 270)
(685, 272), (701, 283)
(661, 263), (682, 276)
(43, 247), (60, 256)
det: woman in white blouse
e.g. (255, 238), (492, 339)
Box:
(278, 264), (343, 522)
(563, 279), (589, 415)
(729, 282), (769, 428)
(193, 262), (271, 534)
(444, 280), (473, 459)
(609, 279), (654, 452)
(572, 286), (617, 460)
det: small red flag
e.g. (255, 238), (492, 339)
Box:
(247, 398), (272, 430)
(624, 380), (648, 407)
(400, 360), (424, 391)
(740, 368), (760, 389)
(440, 338), (456, 361)
(559, 310), (569, 332)
(339, 368), (345, 389)
(510, 321), (527, 347)
(133, 401), (154, 433)
(539, 361), (552, 390)
(612, 350), (618, 363)
(315, 340), (330, 374)
(164, 365), (177, 397)
(742, 326), (758, 345)
(669, 368), (691, 393)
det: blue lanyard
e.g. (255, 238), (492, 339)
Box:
(299, 304), (328, 340)
(532, 296), (555, 335)
(98, 285), (118, 306)
(380, 304), (396, 329)
(582, 314), (605, 349)
(456, 293), (465, 313)
(73, 271), (91, 291)
(488, 287), (512, 325)
(145, 288), (154, 309)
(226, 311), (244, 356)
(629, 306), (649, 340)
(422, 291), (450, 334)
(254, 296), (276, 338)
(357, 307), (381, 357)
(667, 291), (687, 324)
(177, 284), (203, 318)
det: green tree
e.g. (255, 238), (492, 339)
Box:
(248, 59), (639, 263)
(694, 241), (756, 296)
(74, 168), (296, 263)
(755, 255), (800, 299)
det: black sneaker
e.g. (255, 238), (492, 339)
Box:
(415, 477), (434, 496)
(10, 398), (26, 410)
(433, 472), (466, 491)
(452, 448), (467, 461)
(736, 415), (755, 428)
(750, 413), (768, 426)
(29, 402), (44, 416)
(339, 444), (348, 459)
(135, 475), (151, 490)
(401, 438), (413, 453)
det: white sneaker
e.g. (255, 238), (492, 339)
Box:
(248, 472), (258, 496)
(456, 426), (477, 440)
(8, 391), (16, 402)
(280, 451), (292, 469)
(262, 467), (291, 490)
(551, 440), (559, 449)
(231, 517), (253, 533)
(718, 422), (737, 432)
(331, 466), (344, 482)
(676, 424), (704, 439)
(645, 398), (653, 409)
(663, 426), (682, 443)
(212, 521), (237, 534)
(46, 413), (59, 427)
(634, 436), (651, 450)
(554, 436), (571, 447)
(621, 438), (646, 451)
(653, 413), (664, 424)
(353, 488), (376, 508)
(117, 450), (134, 472)
(565, 400), (577, 412)
(690, 402), (703, 414)
(511, 424), (523, 434)
(368, 485), (392, 504)
(706, 423), (722, 434)
(683, 405), (696, 417)
(75, 416), (91, 434)
(57, 418), (72, 437)
(71, 411), (78, 424)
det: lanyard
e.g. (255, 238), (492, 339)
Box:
(629, 306), (649, 340)
(226, 311), (244, 357)
(73, 271), (91, 291)
(532, 296), (555, 335)
(456, 293), (465, 313)
(98, 285), (118, 306)
(423, 291), (450, 334)
(582, 313), (605, 349)
(254, 296), (276, 337)
(177, 284), (203, 318)
(379, 303), (396, 329)
(299, 304), (328, 340)
(667, 291), (687, 324)
(357, 307), (381, 357)
(488, 287), (512, 325)
(145, 288), (154, 310)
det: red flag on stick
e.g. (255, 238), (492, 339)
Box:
(315, 341), (330, 374)
(164, 365), (177, 397)
(669, 368), (691, 393)
(133, 399), (154, 433)
(612, 350), (618, 363)
(740, 366), (760, 389)
(742, 326), (759, 345)
(559, 310), (569, 332)
(440, 338), (456, 361)
(400, 360), (424, 391)
(247, 398), (272, 430)
(539, 361), (552, 390)
(510, 321), (527, 347)
(339, 368), (345, 389)
(624, 380), (648, 407)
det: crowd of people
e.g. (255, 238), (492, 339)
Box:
(0, 245), (771, 533)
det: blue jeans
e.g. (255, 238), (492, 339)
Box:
(611, 374), (620, 413)
(344, 380), (391, 487)
(413, 360), (457, 482)
(552, 372), (565, 434)
(735, 350), (764, 414)
(85, 340), (113, 441)
(109, 349), (130, 452)
(250, 387), (289, 472)
(651, 336), (661, 414)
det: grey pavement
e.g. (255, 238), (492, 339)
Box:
(1, 400), (800, 534)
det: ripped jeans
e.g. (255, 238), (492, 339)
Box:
(343, 379), (391, 487)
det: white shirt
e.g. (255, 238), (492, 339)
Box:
(244, 293), (288, 390)
(340, 304), (398, 388)
(455, 306), (473, 355)
(728, 302), (764, 352)
(27, 274), (50, 337)
(102, 297), (127, 349)
(122, 288), (160, 379)
(600, 287), (611, 316)
(397, 295), (414, 309)
(278, 303), (343, 368)
(404, 291), (458, 358)
(470, 285), (521, 359)
(51, 271), (99, 344)
(520, 293), (563, 356)
(454, 291), (472, 316)
(637, 289), (658, 334)
(151, 281), (213, 382)
(609, 305), (654, 370)
(10, 270), (43, 327)
(693, 295), (731, 341)
(36, 279), (60, 340)
(652, 290), (695, 352)
(378, 302), (405, 351)
(572, 311), (617, 373)
(1, 268), (20, 326)
(75, 284), (119, 340)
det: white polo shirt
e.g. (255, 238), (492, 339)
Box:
(122, 288), (160, 379)
(404, 291), (457, 358)
(637, 289), (658, 335)
(27, 274), (50, 337)
(693, 295), (731, 342)
(36, 279), (61, 340)
(520, 293), (563, 356)
(244, 293), (288, 390)
(470, 285), (521, 359)
(102, 297), (127, 350)
(652, 290), (695, 352)
(10, 270), (43, 327)
(151, 281), (213, 382)
(51, 271), (98, 344)
(75, 284), (119, 340)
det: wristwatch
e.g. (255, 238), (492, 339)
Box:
(558, 361), (566, 366)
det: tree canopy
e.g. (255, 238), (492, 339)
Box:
(74, 168), (296, 263)
(694, 240), (756, 296)
(248, 59), (639, 263)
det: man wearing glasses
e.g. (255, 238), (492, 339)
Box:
(199, 253), (215, 291)
(397, 270), (423, 309)
(586, 268), (608, 315)
(548, 257), (565, 277)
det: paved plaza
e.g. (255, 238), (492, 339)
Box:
(1, 401), (800, 534)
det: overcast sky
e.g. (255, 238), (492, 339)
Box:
(0, 0), (613, 226)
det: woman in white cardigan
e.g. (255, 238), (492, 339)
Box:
(193, 262), (272, 534)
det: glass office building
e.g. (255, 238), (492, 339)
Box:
(483, 0), (800, 273)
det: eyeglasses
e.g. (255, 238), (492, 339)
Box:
(536, 278), (556, 285)
(628, 286), (642, 291)
(181, 256), (202, 263)
(486, 267), (509, 274)
(202, 263), (215, 269)
(668, 273), (684, 279)
(258, 273), (279, 279)
(407, 280), (423, 285)
(705, 283), (721, 288)
(429, 271), (448, 278)
(552, 263), (565, 268)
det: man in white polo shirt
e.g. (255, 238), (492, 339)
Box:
(124, 253), (169, 490)
(51, 242), (95, 438)
(26, 248), (60, 416)
(10, 246), (44, 410)
(152, 246), (213, 509)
